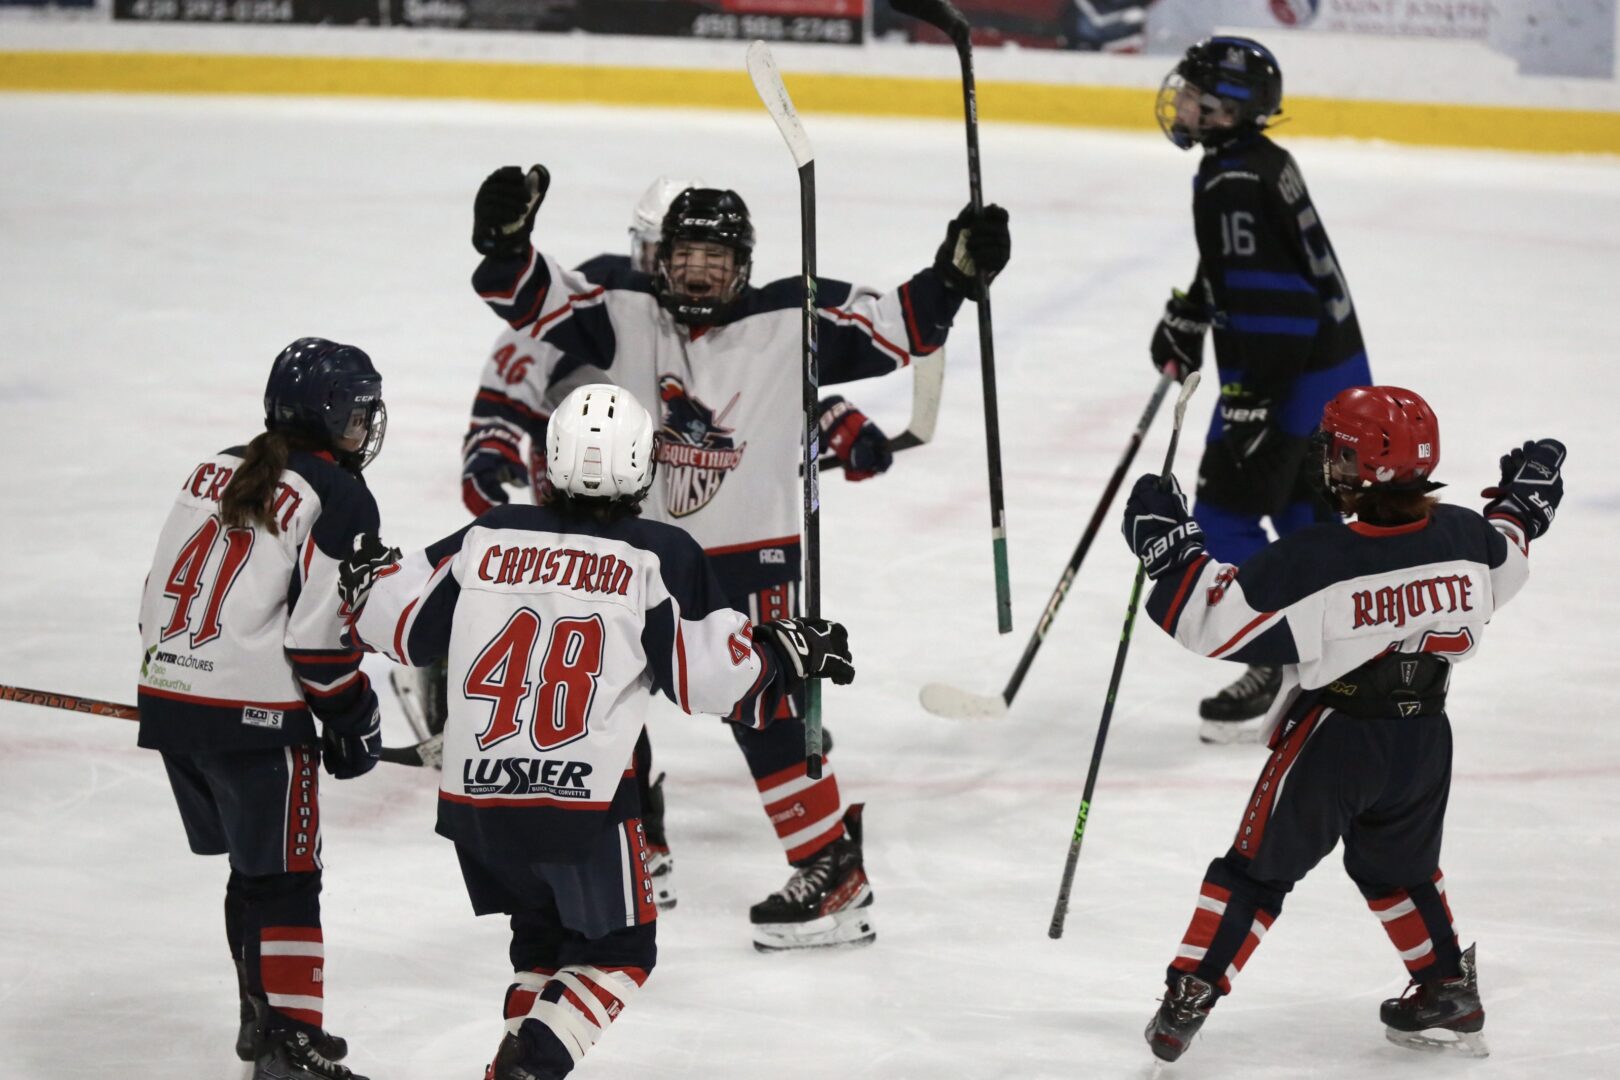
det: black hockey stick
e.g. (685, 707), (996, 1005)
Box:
(1049, 372), (1200, 940)
(749, 41), (826, 778)
(2, 680), (429, 769)
(890, 0), (1013, 634)
(920, 371), (1176, 720)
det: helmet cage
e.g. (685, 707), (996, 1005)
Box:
(1158, 36), (1282, 148)
(655, 188), (755, 324)
(1316, 386), (1443, 497)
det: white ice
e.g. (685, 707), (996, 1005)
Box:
(2, 92), (1618, 1080)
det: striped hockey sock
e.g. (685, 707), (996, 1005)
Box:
(754, 760), (845, 864)
(502, 965), (649, 1073)
(1364, 869), (1462, 980)
(258, 926), (324, 1029)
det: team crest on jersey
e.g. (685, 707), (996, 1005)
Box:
(655, 375), (747, 518)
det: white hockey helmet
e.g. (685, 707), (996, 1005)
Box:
(546, 383), (657, 502)
(630, 175), (704, 272)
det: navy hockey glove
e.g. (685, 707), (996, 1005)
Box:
(473, 165), (550, 258)
(756, 618), (855, 687)
(818, 395), (893, 482)
(338, 532), (400, 614)
(934, 203), (1011, 300)
(462, 425), (530, 516)
(1122, 473), (1206, 580)
(322, 705), (382, 781)
(1150, 290), (1209, 379)
(1483, 438), (1565, 541)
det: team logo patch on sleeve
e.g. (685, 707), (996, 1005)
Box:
(655, 375), (746, 517)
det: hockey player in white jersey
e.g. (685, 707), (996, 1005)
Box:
(137, 338), (389, 1080)
(459, 164), (1009, 949)
(343, 384), (857, 1080)
(1119, 385), (1565, 1062)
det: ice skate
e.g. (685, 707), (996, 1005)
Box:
(1144, 973), (1217, 1063)
(253, 1028), (368, 1080)
(1198, 664), (1279, 743)
(750, 803), (875, 952)
(642, 773), (677, 911)
(488, 1031), (545, 1080)
(235, 967), (347, 1063)
(1381, 944), (1488, 1057)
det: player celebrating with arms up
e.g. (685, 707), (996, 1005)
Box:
(461, 165), (1009, 949)
(1120, 385), (1565, 1061)
(1149, 37), (1374, 740)
(343, 384), (856, 1080)
(137, 338), (389, 1080)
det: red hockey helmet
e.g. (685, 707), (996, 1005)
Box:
(1318, 386), (1442, 492)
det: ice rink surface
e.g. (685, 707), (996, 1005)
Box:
(3, 90), (1619, 1079)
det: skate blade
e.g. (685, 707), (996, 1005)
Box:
(1384, 1026), (1489, 1058)
(919, 682), (1007, 721)
(1198, 718), (1265, 745)
(752, 890), (875, 952)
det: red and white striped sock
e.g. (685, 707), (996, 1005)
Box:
(1168, 880), (1277, 995)
(754, 760), (844, 864)
(259, 926), (324, 1029)
(502, 964), (649, 1068)
(1368, 870), (1460, 978)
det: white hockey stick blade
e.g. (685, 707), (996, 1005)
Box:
(746, 41), (814, 168)
(919, 681), (1009, 721)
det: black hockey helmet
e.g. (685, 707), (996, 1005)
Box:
(264, 337), (387, 471)
(1157, 36), (1283, 150)
(655, 187), (755, 324)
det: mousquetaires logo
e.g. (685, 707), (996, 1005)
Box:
(655, 375), (746, 518)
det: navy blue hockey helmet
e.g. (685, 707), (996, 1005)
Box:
(1157, 37), (1283, 149)
(263, 337), (387, 470)
(655, 187), (754, 324)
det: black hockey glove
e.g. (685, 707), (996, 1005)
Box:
(934, 203), (1011, 301)
(756, 618), (855, 687)
(473, 165), (550, 258)
(818, 395), (892, 481)
(1482, 438), (1566, 541)
(1150, 290), (1210, 379)
(338, 532), (401, 614)
(1122, 473), (1206, 580)
(461, 425), (530, 516)
(322, 705), (382, 781)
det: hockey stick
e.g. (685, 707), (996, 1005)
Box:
(920, 371), (1176, 720)
(2, 680), (431, 769)
(1049, 372), (1200, 940)
(816, 347), (947, 471)
(748, 40), (826, 778)
(889, 0), (1013, 634)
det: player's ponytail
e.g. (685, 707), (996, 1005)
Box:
(221, 430), (290, 534)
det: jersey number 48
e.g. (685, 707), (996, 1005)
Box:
(464, 610), (606, 753)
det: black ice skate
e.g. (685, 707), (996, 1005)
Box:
(1144, 973), (1217, 1063)
(642, 773), (677, 911)
(253, 1029), (368, 1080)
(235, 965), (347, 1063)
(750, 803), (875, 952)
(1381, 944), (1488, 1058)
(487, 1031), (544, 1080)
(1198, 664), (1280, 743)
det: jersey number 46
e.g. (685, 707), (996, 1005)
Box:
(465, 610), (606, 753)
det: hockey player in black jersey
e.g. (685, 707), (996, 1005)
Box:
(1120, 384), (1566, 1062)
(137, 338), (390, 1080)
(1149, 36), (1374, 741)
(344, 384), (857, 1080)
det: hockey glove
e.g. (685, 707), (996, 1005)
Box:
(817, 395), (893, 481)
(473, 165), (550, 258)
(1218, 387), (1276, 460)
(462, 425), (530, 516)
(1122, 473), (1206, 580)
(756, 618), (855, 687)
(338, 532), (401, 614)
(1483, 438), (1566, 541)
(322, 705), (382, 780)
(1150, 290), (1210, 379)
(934, 203), (1011, 301)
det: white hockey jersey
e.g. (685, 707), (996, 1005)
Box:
(466, 249), (962, 595)
(1145, 504), (1532, 740)
(352, 503), (792, 862)
(137, 448), (380, 752)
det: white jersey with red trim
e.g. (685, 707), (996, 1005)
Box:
(1145, 506), (1531, 738)
(352, 503), (793, 861)
(136, 448), (381, 752)
(466, 249), (963, 595)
